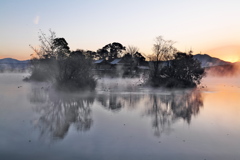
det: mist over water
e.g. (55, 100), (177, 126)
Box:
(205, 62), (240, 77)
(0, 73), (240, 160)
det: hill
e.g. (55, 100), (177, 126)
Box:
(193, 54), (231, 68)
(0, 58), (30, 72)
(193, 54), (240, 76)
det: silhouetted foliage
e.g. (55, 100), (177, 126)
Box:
(148, 36), (205, 88)
(29, 58), (55, 81)
(148, 36), (177, 83)
(133, 52), (146, 67)
(125, 45), (139, 57)
(97, 42), (126, 61)
(113, 51), (147, 77)
(152, 52), (205, 88)
(84, 50), (98, 59)
(29, 30), (96, 90)
(56, 50), (96, 90)
(124, 45), (146, 69)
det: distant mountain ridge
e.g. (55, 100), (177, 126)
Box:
(192, 54), (240, 76)
(193, 54), (231, 68)
(0, 58), (30, 72)
(0, 58), (30, 64)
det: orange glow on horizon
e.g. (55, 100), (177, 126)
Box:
(222, 57), (240, 63)
(205, 45), (240, 63)
(0, 55), (31, 61)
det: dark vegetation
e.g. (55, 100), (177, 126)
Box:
(147, 36), (205, 88)
(150, 52), (205, 88)
(28, 30), (96, 91)
(28, 31), (205, 89)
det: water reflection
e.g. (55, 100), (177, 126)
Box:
(97, 93), (143, 111)
(29, 87), (94, 140)
(30, 86), (203, 140)
(97, 89), (203, 137)
(97, 94), (122, 112)
(145, 89), (203, 137)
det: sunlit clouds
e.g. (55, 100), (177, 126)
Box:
(34, 16), (40, 25)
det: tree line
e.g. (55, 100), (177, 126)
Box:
(27, 30), (205, 90)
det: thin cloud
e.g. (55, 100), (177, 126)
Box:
(33, 16), (40, 25)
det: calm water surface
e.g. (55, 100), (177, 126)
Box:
(0, 73), (239, 160)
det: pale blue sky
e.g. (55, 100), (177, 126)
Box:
(1, 0), (240, 62)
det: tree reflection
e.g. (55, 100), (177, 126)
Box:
(95, 90), (203, 137)
(97, 93), (143, 111)
(145, 89), (203, 137)
(97, 93), (122, 111)
(29, 87), (94, 140)
(29, 86), (204, 140)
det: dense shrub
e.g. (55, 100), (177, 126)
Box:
(28, 30), (96, 91)
(55, 52), (96, 91)
(148, 52), (205, 88)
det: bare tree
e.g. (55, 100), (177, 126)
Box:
(30, 29), (56, 59)
(125, 45), (139, 57)
(30, 29), (71, 60)
(148, 36), (177, 80)
(151, 36), (176, 61)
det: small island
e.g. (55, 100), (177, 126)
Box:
(27, 30), (205, 91)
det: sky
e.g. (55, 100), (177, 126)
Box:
(0, 0), (240, 62)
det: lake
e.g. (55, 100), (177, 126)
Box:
(0, 73), (239, 160)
